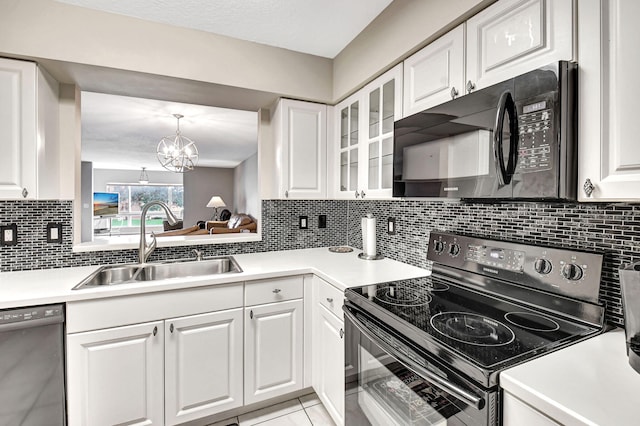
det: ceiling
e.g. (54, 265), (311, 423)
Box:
(81, 92), (258, 171)
(55, 0), (393, 58)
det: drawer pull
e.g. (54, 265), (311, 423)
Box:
(326, 297), (334, 303)
(153, 326), (157, 336)
(273, 288), (282, 294)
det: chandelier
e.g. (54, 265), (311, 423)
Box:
(157, 114), (199, 173)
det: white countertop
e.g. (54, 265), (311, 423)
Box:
(501, 328), (640, 426)
(0, 247), (429, 309)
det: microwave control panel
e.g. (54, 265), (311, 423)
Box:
(516, 100), (554, 174)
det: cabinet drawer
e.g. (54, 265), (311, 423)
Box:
(245, 276), (304, 306)
(317, 280), (344, 319)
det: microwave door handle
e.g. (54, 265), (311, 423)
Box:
(343, 306), (485, 410)
(504, 93), (519, 177)
(493, 92), (514, 185)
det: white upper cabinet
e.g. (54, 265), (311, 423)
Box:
(332, 64), (402, 199)
(403, 25), (465, 116)
(272, 99), (327, 199)
(466, 0), (574, 92)
(577, 0), (640, 201)
(0, 57), (59, 199)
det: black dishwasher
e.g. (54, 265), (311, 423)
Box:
(0, 304), (65, 425)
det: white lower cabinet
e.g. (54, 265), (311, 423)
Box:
(164, 309), (243, 425)
(312, 276), (345, 426)
(67, 309), (244, 426)
(314, 305), (345, 426)
(503, 391), (560, 425)
(66, 284), (245, 426)
(244, 298), (304, 404)
(67, 321), (165, 426)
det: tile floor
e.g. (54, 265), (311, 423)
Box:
(207, 393), (336, 426)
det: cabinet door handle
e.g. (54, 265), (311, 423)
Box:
(450, 86), (459, 99)
(466, 80), (476, 94)
(153, 326), (157, 336)
(169, 323), (174, 333)
(22, 188), (28, 198)
(285, 190), (289, 198)
(250, 310), (254, 319)
(355, 191), (360, 199)
(360, 190), (366, 198)
(326, 297), (334, 303)
(272, 288), (282, 293)
(583, 178), (595, 197)
(339, 328), (344, 339)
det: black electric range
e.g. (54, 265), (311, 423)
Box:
(344, 232), (605, 425)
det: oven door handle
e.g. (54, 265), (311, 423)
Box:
(344, 307), (485, 411)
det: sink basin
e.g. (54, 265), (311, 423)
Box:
(73, 257), (243, 289)
(137, 257), (242, 281)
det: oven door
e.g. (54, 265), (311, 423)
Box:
(344, 304), (497, 426)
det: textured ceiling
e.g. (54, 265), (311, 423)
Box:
(81, 92), (258, 171)
(55, 0), (393, 58)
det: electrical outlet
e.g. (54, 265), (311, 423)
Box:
(47, 223), (63, 243)
(387, 217), (396, 235)
(299, 216), (308, 229)
(0, 224), (18, 246)
(318, 215), (327, 228)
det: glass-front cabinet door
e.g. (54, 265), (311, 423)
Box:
(332, 64), (402, 199)
(337, 98), (360, 198)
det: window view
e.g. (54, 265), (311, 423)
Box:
(105, 184), (184, 229)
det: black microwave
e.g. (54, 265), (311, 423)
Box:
(393, 61), (577, 200)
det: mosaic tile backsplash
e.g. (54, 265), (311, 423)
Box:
(1, 199), (639, 327)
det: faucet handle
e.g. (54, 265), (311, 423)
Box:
(144, 233), (157, 263)
(192, 249), (203, 261)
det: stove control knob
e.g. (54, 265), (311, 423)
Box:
(562, 263), (584, 281)
(448, 243), (461, 257)
(534, 258), (553, 275)
(433, 240), (445, 254)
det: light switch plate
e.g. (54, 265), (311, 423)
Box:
(47, 223), (63, 243)
(0, 224), (18, 246)
(299, 216), (308, 229)
(387, 217), (396, 235)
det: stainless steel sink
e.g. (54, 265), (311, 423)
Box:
(73, 256), (242, 289)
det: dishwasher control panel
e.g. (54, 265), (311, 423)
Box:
(0, 304), (64, 325)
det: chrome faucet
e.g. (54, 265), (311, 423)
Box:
(192, 249), (203, 261)
(139, 201), (178, 264)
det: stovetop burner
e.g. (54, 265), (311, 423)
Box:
(374, 285), (431, 307)
(431, 312), (515, 346)
(504, 312), (560, 332)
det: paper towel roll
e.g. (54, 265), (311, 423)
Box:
(361, 214), (377, 256)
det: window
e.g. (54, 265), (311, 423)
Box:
(105, 184), (183, 229)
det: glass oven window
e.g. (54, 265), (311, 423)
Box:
(355, 343), (474, 425)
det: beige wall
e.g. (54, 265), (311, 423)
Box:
(332, 0), (496, 101)
(0, 0), (333, 105)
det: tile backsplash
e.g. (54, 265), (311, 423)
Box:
(1, 199), (639, 327)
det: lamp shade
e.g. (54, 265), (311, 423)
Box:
(206, 196), (226, 208)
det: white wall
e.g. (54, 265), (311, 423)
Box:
(234, 153), (259, 219)
(183, 167), (235, 227)
(0, 0), (333, 105)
